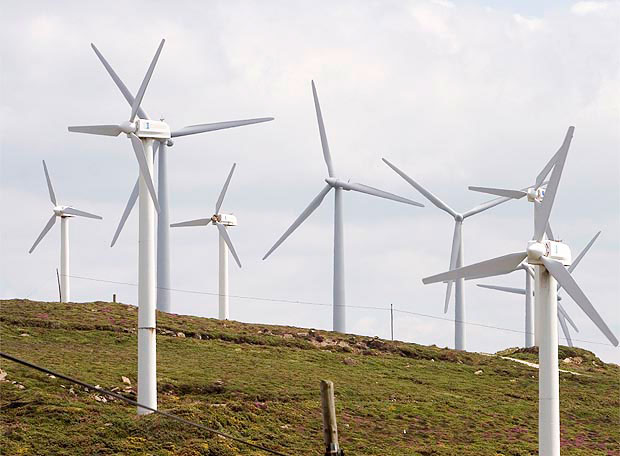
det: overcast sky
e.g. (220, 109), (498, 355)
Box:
(1, 0), (619, 362)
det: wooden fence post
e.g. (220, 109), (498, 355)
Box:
(320, 380), (343, 455)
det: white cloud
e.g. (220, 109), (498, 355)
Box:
(571, 1), (609, 15)
(513, 13), (544, 30)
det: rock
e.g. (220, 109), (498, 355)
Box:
(573, 357), (583, 365)
(104, 423), (113, 427)
(296, 332), (308, 337)
(122, 376), (131, 385)
(16, 384), (25, 390)
(94, 395), (107, 403)
(342, 357), (357, 366)
(176, 332), (185, 338)
(20, 333), (30, 337)
(474, 370), (483, 375)
(282, 333), (293, 339)
(0, 369), (7, 381)
(315, 335), (325, 342)
(562, 358), (572, 364)
(280, 424), (290, 429)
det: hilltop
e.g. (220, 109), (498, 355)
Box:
(1, 299), (618, 455)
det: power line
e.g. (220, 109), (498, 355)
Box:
(63, 273), (616, 348)
(0, 352), (290, 456)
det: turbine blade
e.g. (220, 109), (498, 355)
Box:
(68, 125), (122, 136)
(534, 127), (574, 241)
(545, 223), (555, 241)
(215, 163), (236, 214)
(423, 252), (528, 284)
(29, 214), (56, 253)
(477, 284), (527, 295)
(62, 207), (103, 219)
(568, 231), (601, 274)
(129, 133), (160, 213)
(344, 182), (424, 207)
(444, 221), (462, 313)
(90, 43), (149, 119)
(382, 158), (456, 217)
(535, 144), (562, 189)
(311, 81), (335, 177)
(541, 256), (618, 346)
(42, 160), (57, 205)
(468, 186), (527, 199)
(216, 223), (242, 268)
(111, 179), (139, 247)
(170, 218), (212, 227)
(171, 117), (274, 138)
(557, 311), (573, 347)
(526, 264), (535, 280)
(130, 39), (165, 122)
(263, 184), (332, 260)
(557, 302), (579, 333)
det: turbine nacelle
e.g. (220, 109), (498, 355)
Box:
(325, 177), (346, 188)
(527, 240), (571, 266)
(134, 119), (171, 140)
(214, 213), (238, 227)
(527, 187), (545, 203)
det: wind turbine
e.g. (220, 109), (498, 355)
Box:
(478, 231), (601, 348)
(171, 163), (241, 320)
(422, 127), (618, 456)
(29, 160), (102, 303)
(381, 158), (519, 350)
(83, 42), (272, 314)
(68, 39), (168, 415)
(263, 81), (424, 333)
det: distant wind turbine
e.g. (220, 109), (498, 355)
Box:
(29, 160), (102, 302)
(422, 127), (618, 456)
(381, 158), (520, 350)
(263, 81), (424, 333)
(171, 163), (241, 320)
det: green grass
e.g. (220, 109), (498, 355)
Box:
(1, 299), (618, 455)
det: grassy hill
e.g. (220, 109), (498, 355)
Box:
(1, 299), (618, 455)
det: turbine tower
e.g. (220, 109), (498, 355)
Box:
(478, 231), (601, 348)
(171, 163), (242, 320)
(263, 81), (424, 333)
(422, 127), (618, 456)
(381, 158), (518, 350)
(29, 160), (103, 302)
(84, 42), (272, 314)
(68, 39), (167, 415)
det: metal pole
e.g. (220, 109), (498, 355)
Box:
(137, 138), (157, 415)
(454, 221), (465, 350)
(218, 231), (229, 320)
(525, 269), (534, 348)
(390, 304), (394, 341)
(156, 141), (171, 313)
(60, 217), (70, 303)
(56, 268), (62, 302)
(333, 188), (345, 333)
(537, 265), (560, 456)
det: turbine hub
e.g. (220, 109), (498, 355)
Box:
(53, 205), (68, 217)
(325, 177), (340, 188)
(119, 121), (137, 134)
(527, 187), (543, 202)
(455, 214), (464, 222)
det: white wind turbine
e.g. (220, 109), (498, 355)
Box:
(477, 231), (601, 348)
(263, 81), (424, 333)
(29, 160), (102, 303)
(171, 163), (241, 320)
(83, 42), (272, 314)
(68, 39), (169, 415)
(422, 127), (618, 456)
(381, 158), (519, 350)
